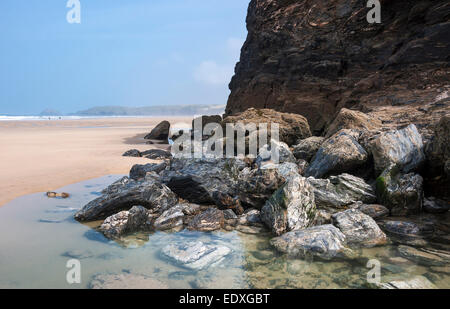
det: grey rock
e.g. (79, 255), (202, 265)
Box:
(238, 209), (261, 226)
(271, 225), (348, 260)
(161, 241), (231, 270)
(122, 149), (142, 157)
(74, 176), (178, 221)
(223, 209), (237, 220)
(306, 130), (368, 178)
(261, 162), (300, 180)
(188, 208), (224, 232)
(293, 136), (325, 161)
(371, 124), (425, 175)
(261, 175), (317, 236)
(141, 149), (172, 160)
(331, 209), (387, 248)
(308, 174), (376, 210)
(154, 205), (185, 231)
(129, 162), (167, 180)
(99, 206), (151, 239)
(237, 167), (286, 209)
(376, 166), (423, 216)
(144, 121), (170, 141)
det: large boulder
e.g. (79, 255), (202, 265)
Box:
(161, 241), (231, 270)
(222, 108), (312, 146)
(325, 108), (382, 138)
(307, 174), (377, 210)
(292, 136), (325, 161)
(270, 225), (348, 260)
(331, 209), (387, 248)
(129, 162), (167, 180)
(261, 176), (317, 236)
(370, 124), (425, 175)
(305, 130), (368, 178)
(376, 166), (424, 216)
(74, 176), (178, 222)
(187, 208), (224, 232)
(236, 167), (286, 209)
(163, 158), (246, 213)
(144, 121), (170, 141)
(99, 206), (152, 239)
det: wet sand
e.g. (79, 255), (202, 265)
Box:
(0, 117), (192, 206)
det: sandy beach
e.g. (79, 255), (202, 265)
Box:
(0, 117), (192, 206)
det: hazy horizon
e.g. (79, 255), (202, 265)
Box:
(0, 0), (249, 115)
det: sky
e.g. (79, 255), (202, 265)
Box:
(0, 0), (250, 115)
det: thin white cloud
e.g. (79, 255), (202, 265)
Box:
(193, 61), (233, 85)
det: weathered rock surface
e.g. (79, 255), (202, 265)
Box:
(397, 245), (449, 267)
(192, 115), (222, 131)
(261, 176), (316, 236)
(271, 225), (347, 260)
(161, 241), (231, 270)
(153, 205), (185, 231)
(356, 204), (389, 219)
(325, 108), (382, 138)
(260, 162), (299, 180)
(378, 276), (437, 289)
(306, 130), (368, 178)
(292, 137), (324, 162)
(331, 209), (387, 248)
(376, 166), (424, 216)
(144, 121), (170, 141)
(426, 115), (450, 175)
(225, 0), (450, 135)
(141, 149), (172, 160)
(423, 197), (450, 214)
(237, 167), (286, 209)
(238, 209), (261, 226)
(308, 174), (376, 210)
(371, 124), (425, 176)
(74, 176), (178, 221)
(122, 149), (141, 157)
(129, 162), (167, 180)
(90, 273), (169, 289)
(99, 206), (151, 239)
(188, 208), (224, 232)
(222, 108), (311, 146)
(163, 158), (246, 212)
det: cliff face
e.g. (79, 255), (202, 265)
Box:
(226, 0), (450, 134)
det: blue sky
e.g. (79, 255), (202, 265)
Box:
(0, 0), (249, 115)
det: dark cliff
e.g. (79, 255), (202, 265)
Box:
(226, 0), (450, 134)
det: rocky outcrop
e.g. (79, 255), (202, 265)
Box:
(99, 206), (151, 239)
(144, 121), (170, 141)
(222, 108), (311, 146)
(305, 130), (368, 178)
(261, 176), (316, 236)
(292, 137), (324, 162)
(376, 166), (424, 216)
(141, 149), (172, 160)
(331, 209), (387, 248)
(74, 176), (178, 221)
(122, 149), (142, 157)
(370, 124), (425, 175)
(270, 225), (348, 260)
(161, 241), (231, 270)
(225, 0), (450, 135)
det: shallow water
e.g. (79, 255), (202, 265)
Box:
(0, 175), (448, 289)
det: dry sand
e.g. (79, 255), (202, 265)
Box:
(0, 117), (192, 206)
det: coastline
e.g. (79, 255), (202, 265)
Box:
(0, 116), (191, 207)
